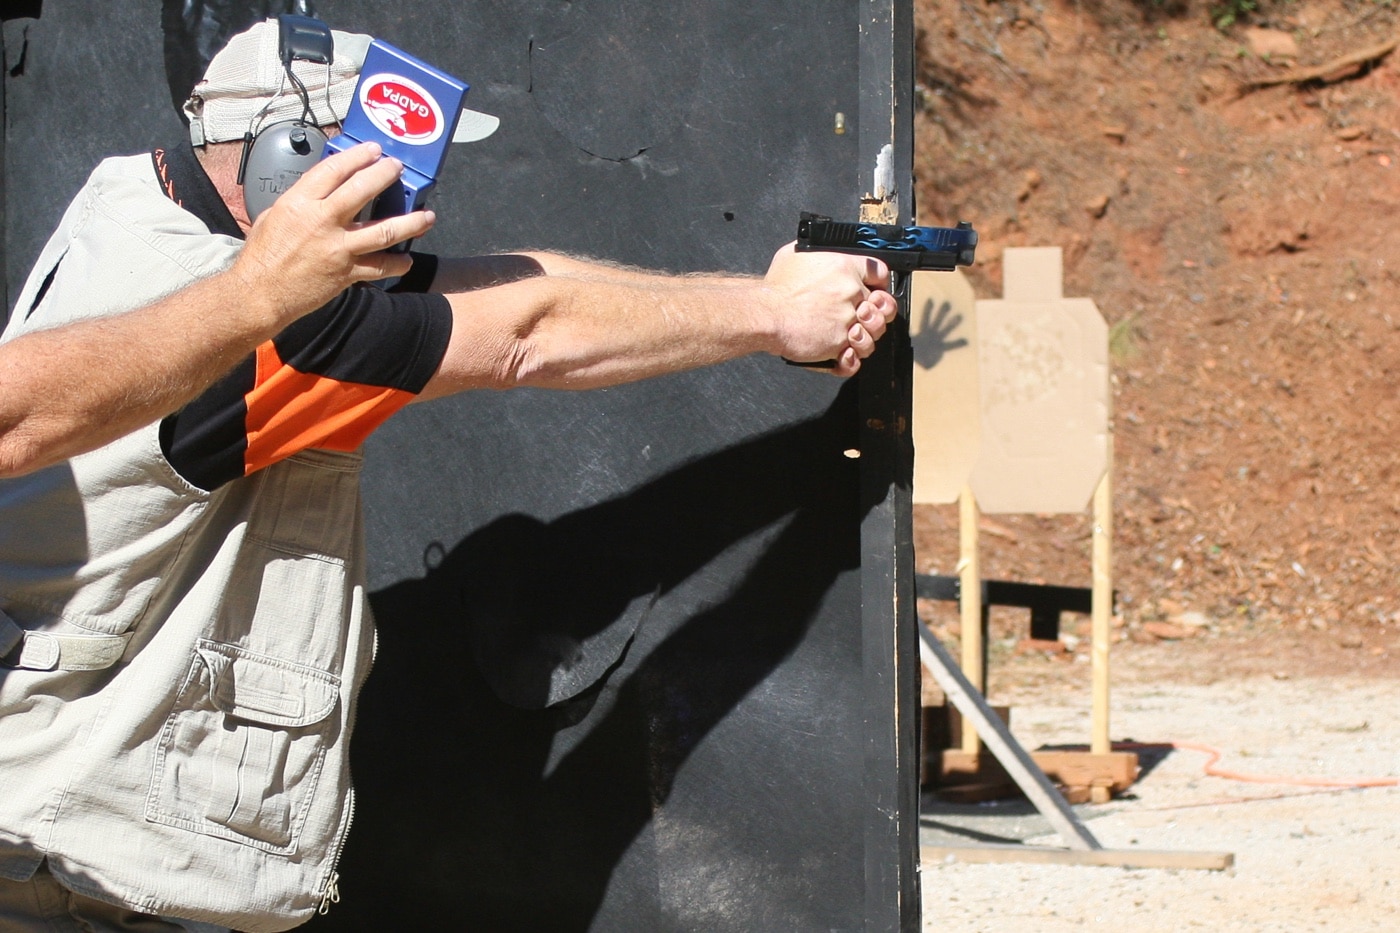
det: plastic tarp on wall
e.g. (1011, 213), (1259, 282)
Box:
(1, 1), (920, 928)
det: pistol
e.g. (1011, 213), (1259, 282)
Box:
(795, 212), (977, 297)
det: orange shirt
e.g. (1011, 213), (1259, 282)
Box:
(152, 144), (452, 491)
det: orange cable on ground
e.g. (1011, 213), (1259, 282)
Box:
(1114, 741), (1399, 790)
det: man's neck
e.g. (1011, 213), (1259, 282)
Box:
(193, 142), (253, 235)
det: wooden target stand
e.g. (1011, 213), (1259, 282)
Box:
(911, 250), (1230, 869)
(931, 459), (1130, 805)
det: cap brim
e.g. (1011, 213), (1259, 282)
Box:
(453, 108), (500, 143)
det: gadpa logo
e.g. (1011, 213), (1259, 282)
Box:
(359, 73), (445, 145)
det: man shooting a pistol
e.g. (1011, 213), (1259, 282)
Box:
(0, 16), (895, 932)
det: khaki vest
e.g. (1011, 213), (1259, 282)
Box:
(0, 155), (375, 932)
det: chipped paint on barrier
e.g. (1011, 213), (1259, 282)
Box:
(862, 144), (900, 223)
(873, 143), (895, 200)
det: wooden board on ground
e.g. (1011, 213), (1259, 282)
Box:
(921, 844), (1235, 871)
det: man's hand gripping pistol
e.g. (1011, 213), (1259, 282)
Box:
(791, 212), (978, 367)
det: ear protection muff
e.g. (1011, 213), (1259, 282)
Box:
(240, 120), (328, 221)
(237, 14), (336, 222)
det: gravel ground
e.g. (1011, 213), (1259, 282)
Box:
(918, 672), (1400, 931)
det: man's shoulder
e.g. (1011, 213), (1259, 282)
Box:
(89, 152), (161, 179)
(82, 153), (222, 240)
(77, 153), (164, 205)
(61, 152), (244, 288)
(7, 153), (240, 334)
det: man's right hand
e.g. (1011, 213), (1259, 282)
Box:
(231, 142), (438, 327)
(760, 244), (896, 377)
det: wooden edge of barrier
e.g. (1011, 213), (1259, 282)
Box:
(920, 844), (1235, 872)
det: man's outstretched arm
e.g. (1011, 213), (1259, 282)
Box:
(418, 243), (897, 400)
(0, 143), (434, 478)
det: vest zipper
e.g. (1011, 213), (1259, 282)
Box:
(317, 870), (341, 915)
(317, 619), (378, 916)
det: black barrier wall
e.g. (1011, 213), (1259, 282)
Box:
(1, 1), (921, 928)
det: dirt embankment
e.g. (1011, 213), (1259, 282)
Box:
(909, 0), (1400, 680)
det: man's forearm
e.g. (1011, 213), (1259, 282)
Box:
(421, 245), (894, 398)
(429, 272), (778, 396)
(0, 269), (288, 478)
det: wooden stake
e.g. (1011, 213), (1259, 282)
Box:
(918, 629), (1101, 851)
(958, 485), (982, 756)
(1090, 436), (1113, 756)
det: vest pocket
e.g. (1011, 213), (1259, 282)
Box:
(146, 640), (341, 853)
